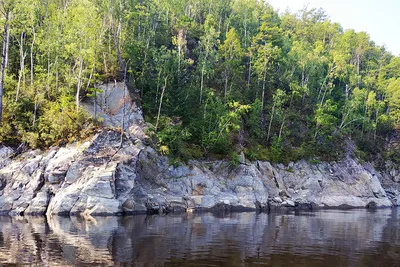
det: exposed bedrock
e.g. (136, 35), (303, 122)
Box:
(0, 129), (397, 216)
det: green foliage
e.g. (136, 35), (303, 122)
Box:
(37, 95), (93, 147)
(315, 99), (338, 136)
(229, 152), (240, 168)
(270, 136), (284, 163)
(245, 100), (263, 140)
(0, 94), (93, 148)
(154, 116), (194, 159)
(386, 150), (400, 165)
(244, 145), (270, 161)
(0, 96), (35, 145)
(0, 0), (399, 164)
(354, 136), (383, 162)
(308, 159), (322, 164)
(191, 92), (250, 155)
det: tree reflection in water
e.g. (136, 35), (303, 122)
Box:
(0, 209), (399, 266)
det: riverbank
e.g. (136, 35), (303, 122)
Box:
(0, 127), (399, 216)
(1, 82), (400, 216)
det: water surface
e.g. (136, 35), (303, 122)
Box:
(0, 209), (399, 266)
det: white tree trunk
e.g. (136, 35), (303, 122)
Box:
(16, 32), (27, 102)
(0, 11), (9, 123)
(30, 26), (35, 87)
(267, 103), (275, 142)
(155, 76), (168, 132)
(200, 64), (205, 104)
(76, 57), (83, 113)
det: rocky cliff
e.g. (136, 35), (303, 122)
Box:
(0, 83), (399, 216)
(1, 128), (399, 216)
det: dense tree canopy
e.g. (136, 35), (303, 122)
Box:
(0, 0), (399, 163)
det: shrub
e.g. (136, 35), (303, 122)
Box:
(229, 152), (240, 167)
(37, 95), (93, 147)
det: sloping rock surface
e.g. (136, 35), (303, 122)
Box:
(0, 129), (397, 216)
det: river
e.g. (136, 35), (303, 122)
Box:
(0, 208), (399, 266)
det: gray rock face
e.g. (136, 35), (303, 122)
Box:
(82, 82), (144, 131)
(44, 130), (140, 216)
(133, 148), (394, 212)
(0, 130), (137, 215)
(0, 146), (13, 168)
(0, 130), (400, 215)
(0, 132), (397, 216)
(24, 190), (50, 215)
(0, 130), (398, 216)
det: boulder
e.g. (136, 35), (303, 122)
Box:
(25, 191), (50, 215)
(0, 146), (13, 168)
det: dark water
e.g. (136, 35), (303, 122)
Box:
(0, 209), (400, 266)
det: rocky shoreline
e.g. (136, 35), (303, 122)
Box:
(0, 128), (399, 216)
(1, 83), (400, 216)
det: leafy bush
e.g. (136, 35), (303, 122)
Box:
(270, 136), (284, 163)
(0, 95), (35, 146)
(0, 94), (94, 148)
(36, 95), (93, 147)
(229, 152), (240, 167)
(154, 116), (194, 159)
(244, 145), (270, 161)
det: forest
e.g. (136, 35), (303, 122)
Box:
(1, 0), (400, 164)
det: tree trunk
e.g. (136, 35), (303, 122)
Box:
(247, 53), (252, 89)
(4, 18), (9, 69)
(138, 0), (142, 41)
(93, 51), (97, 119)
(112, 14), (127, 77)
(200, 64), (205, 104)
(155, 75), (168, 132)
(103, 52), (108, 73)
(121, 62), (128, 131)
(0, 11), (9, 123)
(86, 66), (94, 91)
(218, 15), (221, 33)
(318, 64), (336, 105)
(33, 98), (38, 126)
(55, 45), (59, 92)
(374, 109), (378, 141)
(155, 68), (161, 107)
(267, 102), (275, 142)
(357, 53), (361, 87)
(30, 26), (35, 87)
(75, 57), (83, 113)
(243, 13), (247, 48)
(177, 45), (181, 71)
(278, 113), (286, 141)
(260, 61), (268, 130)
(224, 65), (229, 100)
(47, 46), (50, 93)
(16, 32), (27, 102)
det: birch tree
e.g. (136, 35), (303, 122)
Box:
(0, 0), (14, 123)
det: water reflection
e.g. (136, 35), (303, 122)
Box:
(0, 209), (399, 266)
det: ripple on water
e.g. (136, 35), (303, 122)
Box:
(0, 209), (399, 266)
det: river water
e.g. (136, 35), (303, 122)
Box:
(0, 208), (399, 266)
